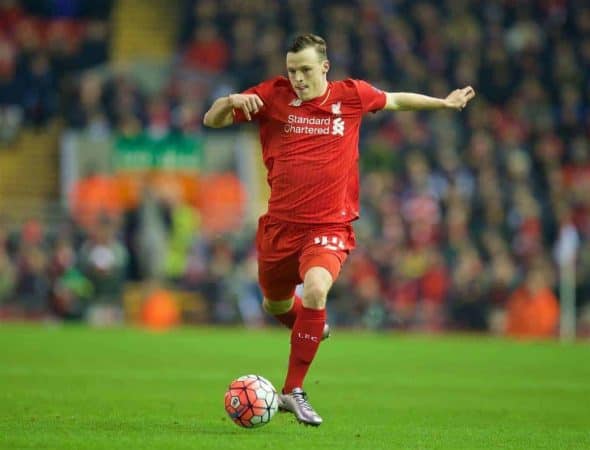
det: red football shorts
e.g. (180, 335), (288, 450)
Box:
(256, 214), (356, 301)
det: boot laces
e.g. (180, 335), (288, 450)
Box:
(293, 390), (313, 411)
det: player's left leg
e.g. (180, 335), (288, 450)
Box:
(262, 295), (331, 340)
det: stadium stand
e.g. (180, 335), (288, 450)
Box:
(0, 0), (589, 337)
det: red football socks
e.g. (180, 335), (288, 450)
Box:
(283, 306), (326, 393)
(274, 295), (302, 329)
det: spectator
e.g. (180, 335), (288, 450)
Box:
(13, 237), (51, 318)
(0, 35), (23, 142)
(78, 218), (128, 325)
(74, 19), (109, 70)
(65, 71), (108, 132)
(133, 186), (169, 281)
(504, 263), (559, 338)
(52, 265), (93, 320)
(182, 22), (229, 74)
(69, 168), (123, 232)
(0, 245), (15, 306)
(22, 51), (57, 126)
(448, 244), (489, 331)
(48, 235), (92, 320)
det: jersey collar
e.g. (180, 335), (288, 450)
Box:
(290, 82), (332, 107)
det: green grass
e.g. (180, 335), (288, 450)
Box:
(0, 324), (589, 450)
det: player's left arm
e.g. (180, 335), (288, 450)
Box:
(384, 86), (475, 111)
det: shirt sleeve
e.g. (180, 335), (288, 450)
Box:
(353, 79), (387, 114)
(232, 80), (272, 123)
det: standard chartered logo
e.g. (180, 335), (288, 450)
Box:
(332, 117), (344, 136)
(284, 114), (344, 136)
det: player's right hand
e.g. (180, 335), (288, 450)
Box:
(228, 94), (264, 121)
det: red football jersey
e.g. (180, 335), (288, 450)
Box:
(234, 76), (386, 224)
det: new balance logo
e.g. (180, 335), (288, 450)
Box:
(314, 236), (345, 251)
(332, 117), (344, 136)
(331, 101), (341, 115)
(289, 98), (302, 107)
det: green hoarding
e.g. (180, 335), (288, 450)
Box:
(114, 132), (203, 171)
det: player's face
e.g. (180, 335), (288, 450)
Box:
(286, 47), (329, 101)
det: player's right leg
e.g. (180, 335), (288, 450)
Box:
(256, 214), (303, 328)
(278, 266), (334, 426)
(262, 295), (301, 329)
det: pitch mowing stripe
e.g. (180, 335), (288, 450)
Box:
(1, 366), (589, 392)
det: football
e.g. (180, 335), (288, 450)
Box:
(224, 374), (279, 428)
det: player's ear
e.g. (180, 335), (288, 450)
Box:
(322, 59), (330, 74)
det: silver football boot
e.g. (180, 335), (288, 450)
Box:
(278, 387), (323, 426)
(322, 323), (331, 341)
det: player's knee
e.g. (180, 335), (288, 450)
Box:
(301, 284), (327, 309)
(262, 297), (294, 315)
(301, 267), (333, 309)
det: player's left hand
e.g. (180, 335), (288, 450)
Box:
(444, 86), (476, 111)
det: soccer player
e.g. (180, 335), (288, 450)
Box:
(203, 34), (475, 426)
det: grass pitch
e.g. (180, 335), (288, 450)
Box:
(1, 324), (589, 450)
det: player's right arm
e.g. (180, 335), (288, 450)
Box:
(203, 94), (264, 128)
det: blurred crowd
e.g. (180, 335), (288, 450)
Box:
(0, 0), (111, 142)
(2, 0), (590, 337)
